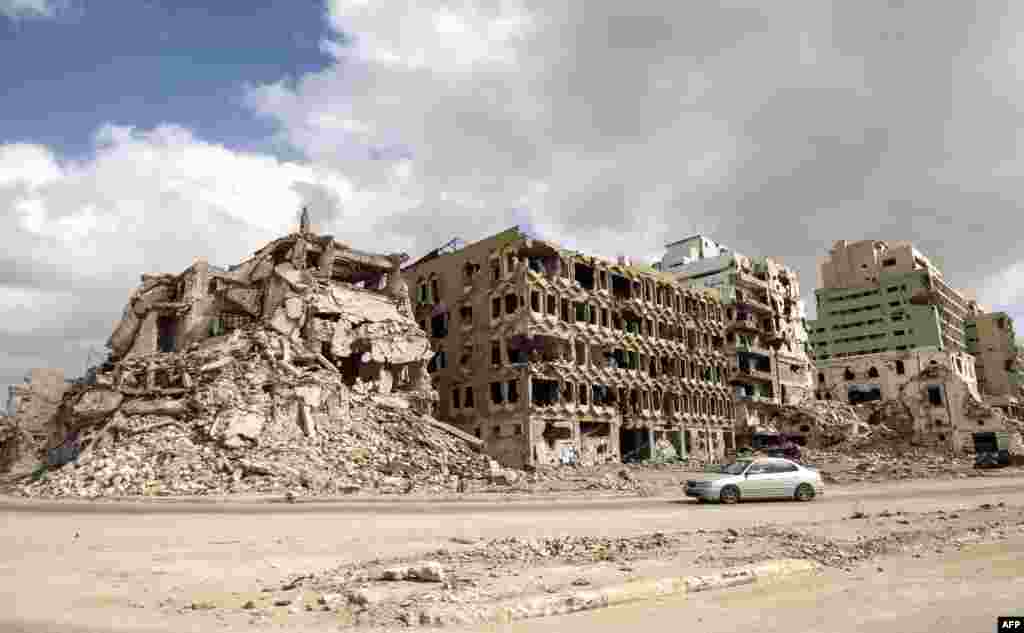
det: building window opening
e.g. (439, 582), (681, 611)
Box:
(431, 313), (449, 338)
(465, 386), (474, 407)
(156, 316), (177, 353)
(532, 379), (558, 406)
(452, 389), (461, 409)
(507, 341), (527, 365)
(505, 294), (518, 314)
(459, 305), (472, 324)
(868, 366), (879, 378)
(927, 385), (943, 406)
(844, 368), (855, 380)
(491, 341), (501, 366)
(546, 294), (557, 315)
(611, 274), (631, 300)
(490, 260), (500, 281)
(574, 263), (595, 290)
(490, 382), (504, 404)
(507, 379), (520, 403)
(600, 308), (609, 327)
(530, 291), (540, 312)
(561, 299), (570, 321)
(848, 384), (881, 404)
(578, 383), (588, 405)
(492, 297), (501, 319)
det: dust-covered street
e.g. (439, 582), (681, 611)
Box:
(3, 474), (1024, 632)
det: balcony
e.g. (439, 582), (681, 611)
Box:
(737, 296), (773, 314)
(734, 270), (770, 289)
(728, 364), (774, 384)
(728, 315), (760, 332)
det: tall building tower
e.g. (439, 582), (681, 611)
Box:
(660, 235), (814, 436)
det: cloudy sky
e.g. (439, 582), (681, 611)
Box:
(1, 0), (1023, 396)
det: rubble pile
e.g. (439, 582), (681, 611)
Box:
(16, 327), (502, 498)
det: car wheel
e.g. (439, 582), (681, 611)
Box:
(719, 485), (740, 504)
(795, 483), (815, 502)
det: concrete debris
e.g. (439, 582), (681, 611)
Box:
(12, 226), (521, 497)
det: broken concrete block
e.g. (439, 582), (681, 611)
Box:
(379, 561), (446, 583)
(269, 307), (297, 337)
(72, 390), (123, 421)
(120, 398), (188, 418)
(284, 297), (304, 320)
(221, 411), (264, 446)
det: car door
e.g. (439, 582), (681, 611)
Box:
(739, 460), (773, 498)
(768, 459), (801, 498)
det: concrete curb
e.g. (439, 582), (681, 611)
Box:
(415, 558), (819, 627)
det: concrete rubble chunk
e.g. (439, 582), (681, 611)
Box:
(379, 561), (446, 583)
(12, 225), (515, 497)
(71, 390), (123, 422)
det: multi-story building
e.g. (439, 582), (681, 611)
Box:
(807, 239), (1003, 451)
(403, 226), (734, 469)
(658, 235), (814, 436)
(965, 309), (1024, 420)
(809, 240), (970, 360)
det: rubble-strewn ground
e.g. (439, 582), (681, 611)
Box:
(157, 500), (1024, 629)
(10, 327), (508, 499)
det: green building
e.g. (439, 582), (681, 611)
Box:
(807, 269), (948, 362)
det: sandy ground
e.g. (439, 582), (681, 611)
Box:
(494, 536), (1024, 633)
(2, 474), (1024, 632)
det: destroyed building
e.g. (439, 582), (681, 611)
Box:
(105, 212), (435, 396)
(965, 309), (1024, 420)
(402, 227), (735, 469)
(10, 213), (518, 498)
(806, 239), (1016, 452)
(658, 235), (814, 439)
(1, 369), (70, 472)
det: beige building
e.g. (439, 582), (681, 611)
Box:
(965, 307), (1024, 420)
(659, 235), (814, 439)
(403, 227), (735, 469)
(812, 346), (1003, 452)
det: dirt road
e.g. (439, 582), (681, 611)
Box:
(3, 475), (1024, 632)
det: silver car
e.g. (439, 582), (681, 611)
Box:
(684, 458), (824, 504)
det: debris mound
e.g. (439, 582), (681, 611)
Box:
(17, 326), (499, 499)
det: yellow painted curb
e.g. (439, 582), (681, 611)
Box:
(418, 558), (821, 626)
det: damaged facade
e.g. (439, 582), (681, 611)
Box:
(965, 308), (1024, 420)
(807, 239), (1016, 451)
(658, 235), (814, 441)
(403, 227), (734, 468)
(105, 214), (435, 402)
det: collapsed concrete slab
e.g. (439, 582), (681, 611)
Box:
(13, 222), (501, 497)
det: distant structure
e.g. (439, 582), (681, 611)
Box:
(658, 234), (813, 439)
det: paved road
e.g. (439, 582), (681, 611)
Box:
(497, 536), (1024, 633)
(3, 475), (1024, 632)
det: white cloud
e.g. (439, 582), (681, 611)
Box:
(0, 123), (370, 390)
(0, 0), (65, 19)
(978, 260), (1024, 308)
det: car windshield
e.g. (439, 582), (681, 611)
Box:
(720, 461), (751, 475)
